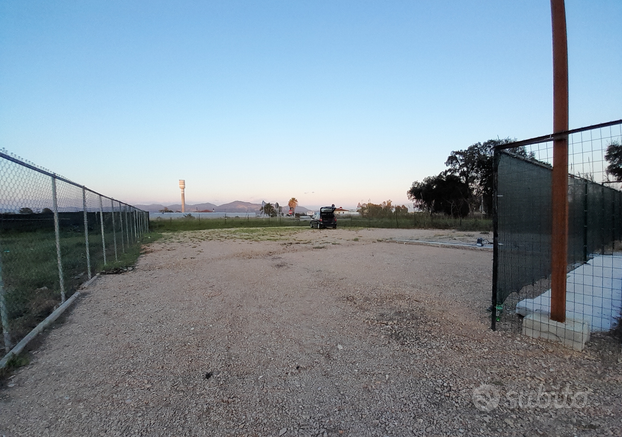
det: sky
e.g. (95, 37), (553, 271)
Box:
(1, 1), (621, 211)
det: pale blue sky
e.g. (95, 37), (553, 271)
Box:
(1, 1), (620, 210)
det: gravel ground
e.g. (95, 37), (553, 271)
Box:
(1, 227), (620, 437)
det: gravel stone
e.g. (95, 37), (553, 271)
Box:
(0, 228), (620, 436)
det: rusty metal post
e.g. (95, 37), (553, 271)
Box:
(550, 0), (569, 323)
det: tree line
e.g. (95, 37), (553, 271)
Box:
(406, 139), (535, 218)
(357, 200), (408, 218)
(408, 138), (622, 219)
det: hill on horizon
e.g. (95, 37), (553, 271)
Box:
(136, 200), (311, 214)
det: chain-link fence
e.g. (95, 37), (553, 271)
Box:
(0, 150), (149, 354)
(492, 120), (622, 340)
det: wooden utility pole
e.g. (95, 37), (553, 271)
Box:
(550, 0), (569, 323)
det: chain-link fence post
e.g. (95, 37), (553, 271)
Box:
(124, 205), (130, 248)
(119, 202), (125, 254)
(98, 195), (107, 266)
(110, 198), (118, 262)
(137, 210), (141, 238)
(127, 208), (131, 243)
(0, 248), (12, 353)
(133, 209), (138, 243)
(129, 207), (133, 244)
(83, 187), (92, 279)
(51, 176), (66, 303)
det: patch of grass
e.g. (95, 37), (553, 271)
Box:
(150, 214), (492, 233)
(6, 353), (29, 369)
(156, 227), (313, 244)
(143, 232), (164, 243)
(150, 216), (312, 232)
(98, 232), (162, 274)
(0, 228), (158, 348)
(0, 353), (30, 379)
(100, 244), (142, 273)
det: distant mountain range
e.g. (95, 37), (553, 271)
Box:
(136, 200), (311, 214)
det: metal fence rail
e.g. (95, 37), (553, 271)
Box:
(492, 120), (622, 337)
(0, 150), (149, 353)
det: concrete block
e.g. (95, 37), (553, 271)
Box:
(522, 313), (590, 351)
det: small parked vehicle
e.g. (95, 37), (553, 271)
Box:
(310, 206), (337, 229)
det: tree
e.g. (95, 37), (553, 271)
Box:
(407, 173), (470, 218)
(444, 138), (528, 216)
(358, 200), (408, 218)
(259, 202), (277, 217)
(408, 177), (437, 214)
(394, 205), (409, 216)
(358, 200), (387, 218)
(605, 141), (622, 181)
(288, 197), (298, 215)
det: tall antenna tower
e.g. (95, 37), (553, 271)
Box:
(179, 180), (186, 213)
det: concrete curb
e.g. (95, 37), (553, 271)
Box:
(388, 239), (494, 251)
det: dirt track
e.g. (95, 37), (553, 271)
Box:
(1, 228), (620, 436)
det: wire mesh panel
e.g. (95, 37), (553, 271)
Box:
(116, 201), (126, 256)
(494, 151), (553, 330)
(0, 151), (148, 353)
(104, 199), (118, 264)
(493, 120), (622, 339)
(85, 190), (105, 274)
(55, 179), (89, 299)
(0, 158), (58, 349)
